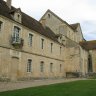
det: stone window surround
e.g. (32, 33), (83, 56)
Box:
(40, 61), (44, 72)
(27, 59), (32, 73)
(50, 63), (53, 73)
(12, 24), (22, 38)
(28, 33), (33, 47)
(41, 38), (44, 49)
(60, 64), (62, 72)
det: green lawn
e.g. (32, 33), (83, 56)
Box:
(0, 80), (96, 96)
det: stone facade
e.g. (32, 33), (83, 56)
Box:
(0, 0), (94, 81)
(40, 10), (89, 76)
(0, 15), (65, 81)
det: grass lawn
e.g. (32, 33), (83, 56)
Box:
(0, 80), (96, 96)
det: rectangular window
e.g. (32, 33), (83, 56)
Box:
(40, 61), (44, 72)
(41, 39), (44, 49)
(50, 63), (53, 72)
(0, 21), (3, 32)
(51, 43), (53, 53)
(28, 33), (33, 46)
(60, 64), (62, 72)
(27, 59), (32, 72)
(13, 26), (20, 42)
(60, 47), (62, 55)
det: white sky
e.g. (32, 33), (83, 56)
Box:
(4, 0), (96, 40)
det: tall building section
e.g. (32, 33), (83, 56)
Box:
(40, 10), (88, 76)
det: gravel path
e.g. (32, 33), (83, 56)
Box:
(0, 78), (85, 92)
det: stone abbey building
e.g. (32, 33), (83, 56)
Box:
(0, 0), (96, 81)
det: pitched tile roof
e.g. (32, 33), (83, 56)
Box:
(79, 40), (96, 50)
(0, 0), (59, 43)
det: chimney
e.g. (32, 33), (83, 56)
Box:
(6, 0), (12, 9)
(40, 19), (46, 28)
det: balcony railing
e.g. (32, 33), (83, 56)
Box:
(11, 36), (24, 48)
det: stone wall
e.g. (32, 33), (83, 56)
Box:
(0, 16), (65, 81)
(90, 50), (96, 72)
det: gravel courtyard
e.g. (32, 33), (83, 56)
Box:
(0, 78), (85, 92)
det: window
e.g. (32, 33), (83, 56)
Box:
(0, 21), (3, 32)
(40, 61), (44, 72)
(60, 47), (62, 55)
(27, 59), (32, 72)
(28, 33), (33, 46)
(48, 14), (51, 18)
(17, 14), (20, 20)
(60, 64), (62, 72)
(13, 26), (20, 42)
(50, 63), (53, 72)
(41, 39), (44, 49)
(51, 43), (53, 53)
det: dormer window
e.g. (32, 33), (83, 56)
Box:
(14, 13), (21, 23)
(18, 14), (20, 20)
(10, 8), (22, 23)
(17, 13), (21, 22)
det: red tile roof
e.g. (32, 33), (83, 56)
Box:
(79, 40), (96, 50)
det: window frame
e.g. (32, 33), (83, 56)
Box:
(60, 46), (62, 55)
(40, 61), (44, 72)
(0, 21), (3, 33)
(60, 64), (62, 73)
(48, 14), (51, 18)
(50, 63), (53, 73)
(51, 43), (53, 53)
(41, 38), (44, 49)
(13, 26), (21, 42)
(28, 33), (33, 47)
(27, 59), (32, 73)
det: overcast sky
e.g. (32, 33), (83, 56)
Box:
(4, 0), (96, 40)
